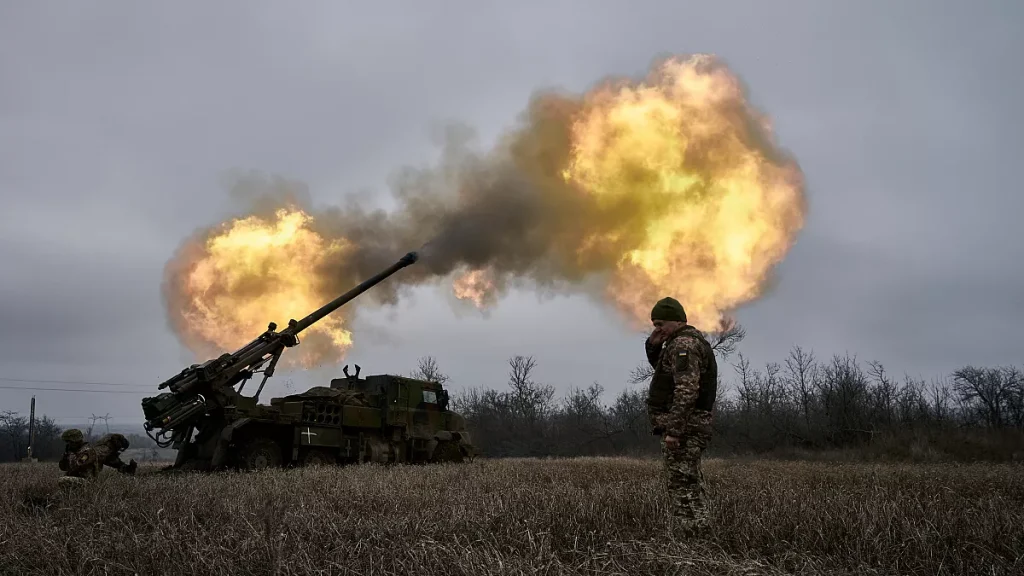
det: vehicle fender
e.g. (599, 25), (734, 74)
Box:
(221, 418), (252, 441)
(210, 418), (253, 469)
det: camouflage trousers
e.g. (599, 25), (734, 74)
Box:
(661, 432), (710, 536)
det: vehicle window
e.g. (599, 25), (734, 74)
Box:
(422, 390), (437, 404)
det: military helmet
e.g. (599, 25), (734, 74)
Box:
(111, 433), (129, 450)
(100, 432), (130, 451)
(61, 428), (84, 443)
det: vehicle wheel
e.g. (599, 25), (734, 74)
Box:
(300, 448), (336, 467)
(237, 438), (282, 471)
(432, 441), (464, 463)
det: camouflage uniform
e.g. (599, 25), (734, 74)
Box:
(59, 428), (87, 473)
(60, 430), (137, 479)
(645, 298), (718, 536)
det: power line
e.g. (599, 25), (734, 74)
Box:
(0, 377), (154, 395)
(0, 385), (150, 395)
(43, 415), (141, 421)
(0, 377), (147, 388)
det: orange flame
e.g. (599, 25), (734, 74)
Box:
(452, 269), (498, 309)
(562, 55), (805, 330)
(167, 208), (355, 368)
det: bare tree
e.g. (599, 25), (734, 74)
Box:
(706, 318), (746, 359)
(895, 375), (929, 425)
(507, 355), (554, 422)
(784, 345), (818, 433)
(820, 353), (871, 444)
(411, 355), (450, 384)
(929, 377), (954, 423)
(556, 382), (622, 452)
(508, 355), (537, 393)
(0, 411), (27, 459)
(999, 366), (1023, 428)
(867, 361), (895, 427)
(952, 366), (1015, 428)
(733, 353), (755, 415)
(628, 362), (655, 385)
(762, 361), (784, 415)
(608, 386), (651, 441)
(0, 412), (65, 462)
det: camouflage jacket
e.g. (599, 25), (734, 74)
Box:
(59, 442), (88, 472)
(63, 434), (135, 478)
(645, 325), (718, 438)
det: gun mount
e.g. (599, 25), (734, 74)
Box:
(141, 251), (423, 471)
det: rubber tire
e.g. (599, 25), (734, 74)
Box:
(237, 438), (283, 471)
(301, 448), (336, 467)
(432, 441), (464, 463)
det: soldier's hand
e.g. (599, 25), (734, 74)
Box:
(663, 434), (680, 448)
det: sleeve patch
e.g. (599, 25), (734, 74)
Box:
(675, 351), (689, 372)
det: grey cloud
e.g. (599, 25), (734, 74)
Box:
(1, 1), (1022, 427)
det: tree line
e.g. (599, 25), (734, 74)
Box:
(4, 322), (1020, 464)
(416, 322), (1024, 462)
(0, 410), (158, 464)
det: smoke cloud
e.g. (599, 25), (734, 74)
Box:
(162, 54), (807, 365)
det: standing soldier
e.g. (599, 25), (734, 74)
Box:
(644, 297), (718, 537)
(60, 430), (138, 479)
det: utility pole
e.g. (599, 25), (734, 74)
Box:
(23, 396), (37, 463)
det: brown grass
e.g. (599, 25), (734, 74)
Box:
(1, 457), (1021, 575)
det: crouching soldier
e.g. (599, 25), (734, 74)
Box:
(60, 429), (138, 479)
(59, 428), (87, 473)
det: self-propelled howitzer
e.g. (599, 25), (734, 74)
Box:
(141, 251), (419, 470)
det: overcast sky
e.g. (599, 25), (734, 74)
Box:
(1, 1), (1021, 427)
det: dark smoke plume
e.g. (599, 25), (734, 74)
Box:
(164, 54), (807, 362)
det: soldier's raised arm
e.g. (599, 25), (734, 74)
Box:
(663, 334), (705, 437)
(644, 333), (662, 368)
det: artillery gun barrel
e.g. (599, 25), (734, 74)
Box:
(287, 251), (418, 335)
(143, 250), (420, 440)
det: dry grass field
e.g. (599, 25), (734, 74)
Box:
(1, 456), (1021, 576)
